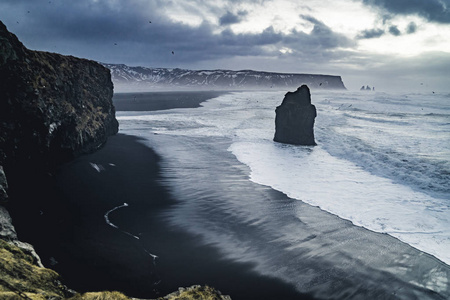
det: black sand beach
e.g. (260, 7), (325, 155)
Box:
(112, 91), (228, 111)
(7, 91), (450, 300)
(7, 92), (311, 300)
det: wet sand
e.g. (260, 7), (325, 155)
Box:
(113, 91), (228, 111)
(7, 92), (311, 299)
(7, 91), (450, 300)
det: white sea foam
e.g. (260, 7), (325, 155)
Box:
(104, 202), (158, 261)
(117, 90), (450, 265)
(104, 202), (129, 229)
(228, 141), (450, 264)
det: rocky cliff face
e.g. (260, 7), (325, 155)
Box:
(0, 20), (118, 299)
(104, 63), (347, 91)
(273, 85), (317, 146)
(0, 21), (119, 171)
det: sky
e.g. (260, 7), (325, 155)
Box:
(1, 0), (449, 92)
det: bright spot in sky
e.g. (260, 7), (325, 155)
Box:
(279, 47), (293, 54)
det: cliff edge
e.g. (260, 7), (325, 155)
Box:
(0, 21), (119, 169)
(0, 20), (118, 299)
(0, 21), (229, 300)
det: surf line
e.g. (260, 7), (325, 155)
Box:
(104, 203), (159, 263)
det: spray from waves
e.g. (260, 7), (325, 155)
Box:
(104, 203), (159, 263)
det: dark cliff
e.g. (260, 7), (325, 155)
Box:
(0, 21), (118, 298)
(273, 85), (317, 146)
(0, 21), (119, 171)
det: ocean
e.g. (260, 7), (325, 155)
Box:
(116, 90), (450, 299)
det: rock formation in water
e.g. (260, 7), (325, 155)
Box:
(0, 20), (118, 298)
(273, 85), (317, 146)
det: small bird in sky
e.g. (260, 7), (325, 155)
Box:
(149, 21), (152, 23)
(172, 51), (174, 55)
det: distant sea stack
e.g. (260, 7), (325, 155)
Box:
(273, 85), (317, 146)
(103, 63), (347, 92)
(0, 21), (119, 170)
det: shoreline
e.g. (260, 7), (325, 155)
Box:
(9, 133), (312, 300)
(112, 90), (229, 111)
(7, 91), (450, 299)
(7, 91), (312, 299)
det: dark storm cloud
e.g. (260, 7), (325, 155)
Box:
(361, 0), (450, 24)
(0, 0), (356, 68)
(219, 10), (248, 25)
(357, 28), (385, 39)
(388, 25), (401, 36)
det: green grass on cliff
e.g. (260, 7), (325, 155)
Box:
(0, 239), (66, 299)
(68, 291), (130, 300)
(155, 285), (231, 300)
(69, 286), (231, 300)
(0, 239), (230, 300)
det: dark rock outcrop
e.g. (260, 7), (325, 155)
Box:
(0, 20), (118, 298)
(273, 85), (317, 146)
(0, 21), (119, 172)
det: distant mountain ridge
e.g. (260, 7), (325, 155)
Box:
(102, 63), (346, 91)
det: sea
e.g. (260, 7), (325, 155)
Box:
(116, 90), (450, 299)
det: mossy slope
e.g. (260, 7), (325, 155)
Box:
(0, 239), (67, 299)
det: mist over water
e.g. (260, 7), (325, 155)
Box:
(117, 90), (450, 298)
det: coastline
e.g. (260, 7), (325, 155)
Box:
(7, 92), (311, 300)
(9, 135), (311, 300)
(7, 91), (450, 299)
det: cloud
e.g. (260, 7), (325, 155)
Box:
(388, 25), (401, 36)
(406, 21), (418, 34)
(219, 10), (248, 26)
(0, 0), (356, 69)
(361, 0), (450, 24)
(357, 28), (385, 39)
(296, 15), (355, 49)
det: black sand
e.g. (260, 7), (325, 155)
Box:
(113, 91), (228, 111)
(7, 92), (312, 300)
(8, 91), (449, 300)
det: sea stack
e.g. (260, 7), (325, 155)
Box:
(273, 85), (317, 146)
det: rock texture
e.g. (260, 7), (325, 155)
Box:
(0, 22), (232, 300)
(0, 21), (119, 172)
(273, 85), (317, 146)
(0, 166), (7, 203)
(0, 21), (118, 299)
(155, 285), (231, 300)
